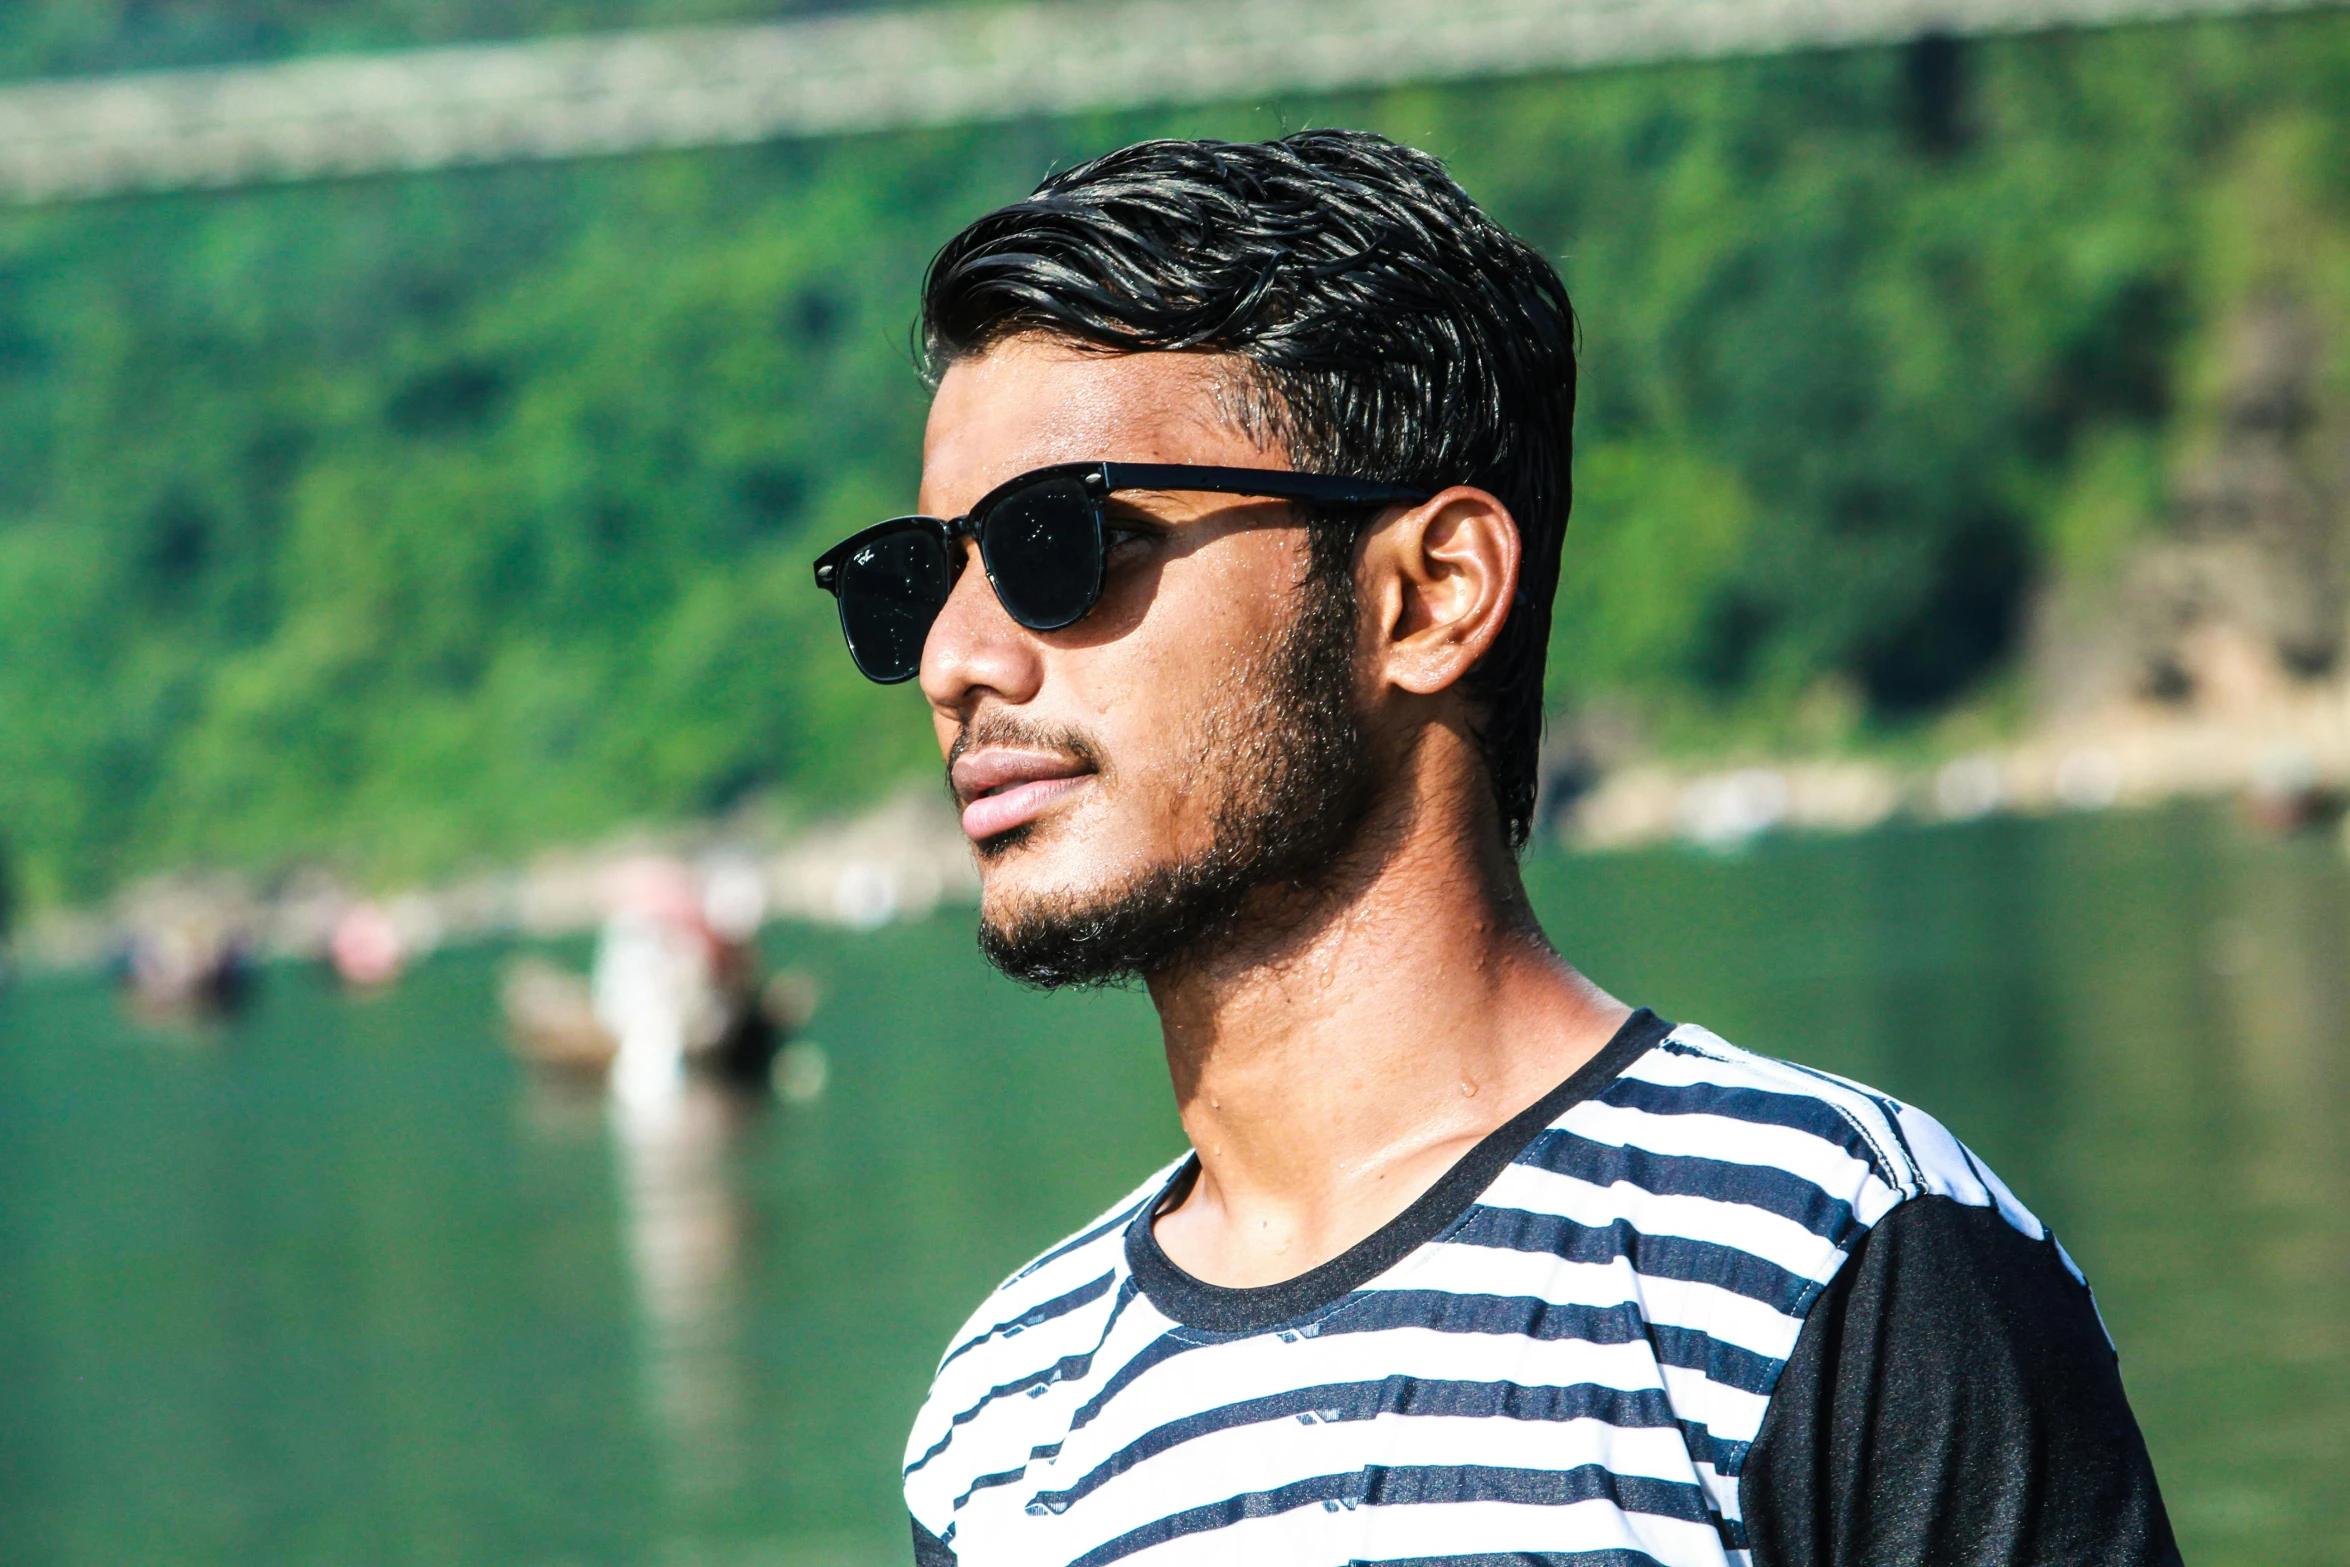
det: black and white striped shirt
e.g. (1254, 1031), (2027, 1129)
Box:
(905, 1010), (2177, 1567)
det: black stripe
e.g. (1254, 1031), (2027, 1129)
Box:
(1064, 1463), (1713, 1567)
(1514, 1128), (1866, 1245)
(1062, 1329), (1209, 1437)
(1598, 1076), (1886, 1162)
(1450, 1206), (1816, 1315)
(907, 1279), (1146, 1478)
(1012, 1191), (1157, 1284)
(1038, 1296), (1767, 1465)
(1769, 1056), (1918, 1190)
(1064, 1295), (1770, 1471)
(1126, 1010), (1676, 1334)
(1869, 1092), (1926, 1189)
(1029, 1288), (1776, 1476)
(1309, 1290), (1787, 1399)
(905, 1368), (1058, 1481)
(1954, 1139), (2004, 1214)
(1355, 1554), (1672, 1566)
(1648, 1317), (1787, 1406)
(1029, 1377), (1684, 1514)
(940, 1271), (1116, 1372)
(923, 1260), (1792, 1489)
(952, 1464), (1032, 1510)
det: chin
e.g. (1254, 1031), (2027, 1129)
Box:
(978, 855), (1123, 927)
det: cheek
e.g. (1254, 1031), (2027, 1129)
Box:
(1080, 538), (1299, 825)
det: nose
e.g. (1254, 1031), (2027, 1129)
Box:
(919, 540), (1044, 720)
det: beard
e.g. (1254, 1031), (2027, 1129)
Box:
(968, 564), (1373, 989)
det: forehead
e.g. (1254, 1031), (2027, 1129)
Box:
(918, 337), (1274, 517)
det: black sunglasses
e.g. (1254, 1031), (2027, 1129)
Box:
(811, 461), (1429, 684)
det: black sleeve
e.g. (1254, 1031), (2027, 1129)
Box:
(912, 1515), (956, 1567)
(1741, 1195), (2181, 1567)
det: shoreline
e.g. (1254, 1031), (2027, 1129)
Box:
(14, 677), (2350, 976)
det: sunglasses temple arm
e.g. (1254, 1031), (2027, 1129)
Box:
(1095, 462), (1427, 507)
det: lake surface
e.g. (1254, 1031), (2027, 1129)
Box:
(1, 807), (2344, 1564)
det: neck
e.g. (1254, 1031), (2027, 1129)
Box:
(1144, 737), (1629, 1289)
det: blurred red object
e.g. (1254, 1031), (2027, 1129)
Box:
(330, 901), (406, 990)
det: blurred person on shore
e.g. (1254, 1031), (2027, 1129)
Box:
(818, 132), (2179, 1566)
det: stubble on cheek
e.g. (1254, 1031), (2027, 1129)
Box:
(973, 657), (1233, 920)
(968, 518), (1370, 989)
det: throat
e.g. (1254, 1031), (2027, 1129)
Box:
(1146, 894), (1630, 1292)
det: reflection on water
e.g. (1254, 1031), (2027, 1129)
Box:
(608, 1081), (756, 1511)
(0, 808), (2344, 1565)
(516, 1068), (765, 1546)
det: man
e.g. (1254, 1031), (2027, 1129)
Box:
(813, 132), (2178, 1567)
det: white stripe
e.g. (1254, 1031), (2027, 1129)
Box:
(920, 1281), (1152, 1423)
(968, 1491), (1735, 1567)
(1548, 1328), (1770, 1441)
(938, 1271), (1126, 1373)
(1394, 1238), (1809, 1362)
(1560, 1099), (1902, 1223)
(1695, 1460), (1743, 1524)
(1482, 1161), (1850, 1283)
(1027, 1320), (1674, 1482)
(1625, 1034), (2042, 1239)
(1893, 1103), (2048, 1239)
(1631, 1030), (1920, 1191)
(1653, 1361), (1775, 1449)
(910, 1292), (1179, 1500)
(925, 1275), (1779, 1518)
(1018, 1411), (1708, 1550)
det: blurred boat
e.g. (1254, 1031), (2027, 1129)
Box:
(500, 856), (809, 1092)
(500, 958), (618, 1075)
(2241, 746), (2343, 835)
(114, 923), (254, 1023)
(105, 875), (266, 1024)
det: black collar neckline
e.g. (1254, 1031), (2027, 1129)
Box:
(1124, 1007), (1674, 1335)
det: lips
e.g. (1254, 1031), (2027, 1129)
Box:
(953, 749), (1097, 841)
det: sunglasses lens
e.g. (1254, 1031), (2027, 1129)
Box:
(836, 526), (951, 683)
(980, 478), (1103, 631)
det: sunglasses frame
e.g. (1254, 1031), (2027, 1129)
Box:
(812, 461), (1432, 683)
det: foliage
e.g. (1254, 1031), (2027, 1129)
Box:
(0, 1), (883, 81)
(1, 9), (2349, 903)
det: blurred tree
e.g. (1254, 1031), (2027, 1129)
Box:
(0, 7), (2346, 903)
(0, 1), (898, 80)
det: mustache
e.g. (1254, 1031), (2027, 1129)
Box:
(943, 710), (1107, 784)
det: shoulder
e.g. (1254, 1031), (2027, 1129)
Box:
(1568, 1021), (2056, 1255)
(903, 1155), (1183, 1531)
(917, 1152), (1179, 1388)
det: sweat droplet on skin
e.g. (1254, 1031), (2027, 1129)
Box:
(1460, 1081), (1479, 1097)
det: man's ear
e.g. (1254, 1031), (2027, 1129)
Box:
(1357, 486), (1522, 697)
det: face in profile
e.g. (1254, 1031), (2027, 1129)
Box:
(917, 336), (1375, 987)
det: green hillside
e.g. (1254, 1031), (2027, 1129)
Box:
(0, 2), (874, 80)
(1, 7), (2347, 909)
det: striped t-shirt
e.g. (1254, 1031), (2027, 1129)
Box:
(904, 1010), (2177, 1567)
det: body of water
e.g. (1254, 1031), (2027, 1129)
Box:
(1, 807), (2344, 1564)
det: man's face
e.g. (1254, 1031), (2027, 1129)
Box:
(917, 336), (1370, 984)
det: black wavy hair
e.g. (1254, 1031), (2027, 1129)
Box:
(920, 130), (1577, 849)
